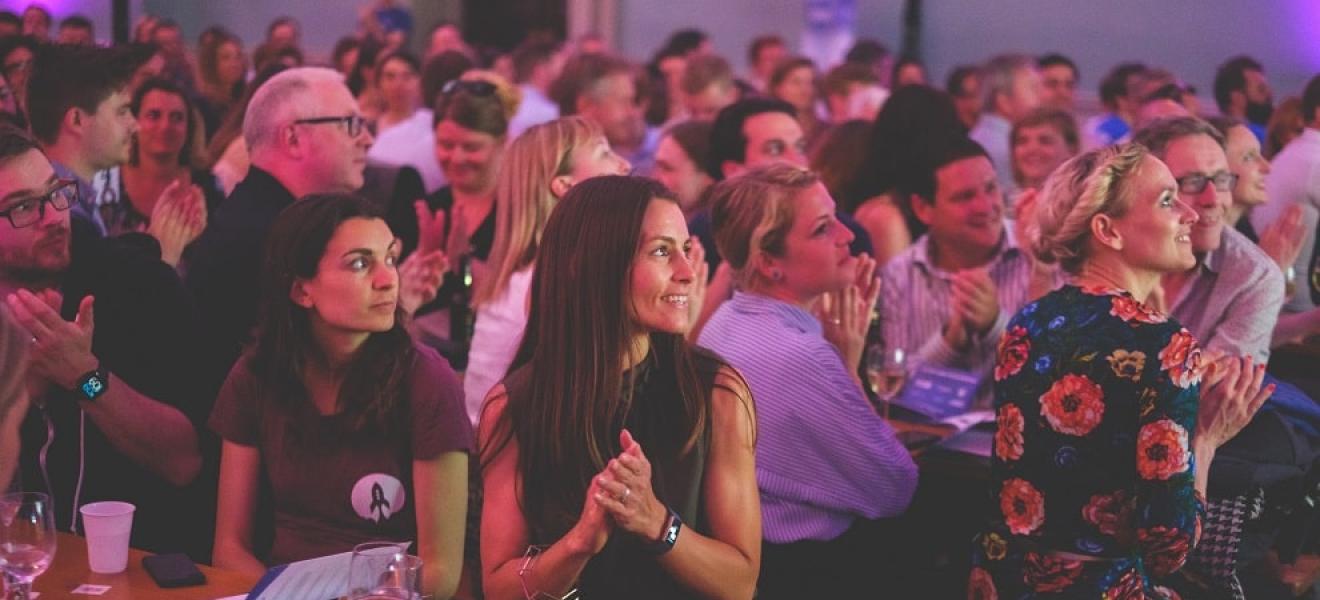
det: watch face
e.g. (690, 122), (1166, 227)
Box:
(81, 374), (105, 398)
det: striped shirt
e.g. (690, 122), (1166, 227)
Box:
(698, 292), (917, 544)
(879, 227), (1037, 408)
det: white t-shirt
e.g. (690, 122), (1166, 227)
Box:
(367, 109), (447, 194)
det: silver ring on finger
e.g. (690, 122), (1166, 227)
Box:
(621, 486), (631, 504)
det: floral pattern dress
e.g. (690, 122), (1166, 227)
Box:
(970, 285), (1206, 599)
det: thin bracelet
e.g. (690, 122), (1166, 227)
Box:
(518, 545), (580, 600)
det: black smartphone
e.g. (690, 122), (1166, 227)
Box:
(142, 553), (207, 588)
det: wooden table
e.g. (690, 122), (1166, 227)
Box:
(32, 533), (258, 599)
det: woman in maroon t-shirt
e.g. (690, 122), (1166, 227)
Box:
(209, 194), (472, 599)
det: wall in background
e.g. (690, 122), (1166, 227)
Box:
(614, 0), (1319, 108)
(0, 0), (141, 46)
(5, 0), (1316, 105)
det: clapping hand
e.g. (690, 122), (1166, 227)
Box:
(397, 250), (448, 316)
(148, 179), (207, 267)
(950, 267), (1000, 339)
(1198, 353), (1273, 449)
(5, 290), (97, 391)
(593, 429), (666, 541)
(816, 254), (881, 372)
(1259, 204), (1306, 274)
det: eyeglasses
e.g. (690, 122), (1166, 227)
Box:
(1175, 171), (1238, 195)
(441, 79), (497, 98)
(292, 114), (368, 138)
(0, 179), (77, 228)
(2, 59), (31, 79)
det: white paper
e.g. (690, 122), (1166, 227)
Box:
(939, 409), (996, 433)
(72, 584), (111, 595)
(248, 551), (352, 600)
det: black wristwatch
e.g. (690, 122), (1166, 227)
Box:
(75, 367), (109, 402)
(647, 506), (682, 555)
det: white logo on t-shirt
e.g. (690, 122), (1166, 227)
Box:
(351, 473), (406, 523)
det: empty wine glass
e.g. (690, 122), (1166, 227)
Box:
(865, 344), (908, 420)
(0, 492), (56, 600)
(347, 541), (421, 600)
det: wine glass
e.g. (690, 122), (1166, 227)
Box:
(0, 492), (56, 600)
(866, 344), (908, 420)
(347, 541), (421, 600)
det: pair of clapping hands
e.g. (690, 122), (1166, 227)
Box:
(147, 179), (207, 268)
(5, 289), (96, 397)
(569, 430), (669, 554)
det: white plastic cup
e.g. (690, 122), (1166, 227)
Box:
(79, 501), (136, 574)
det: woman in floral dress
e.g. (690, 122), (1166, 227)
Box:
(971, 143), (1273, 599)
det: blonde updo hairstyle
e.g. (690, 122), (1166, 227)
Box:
(1028, 142), (1151, 275)
(709, 163), (821, 289)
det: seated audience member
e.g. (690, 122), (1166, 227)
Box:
(653, 119), (715, 219)
(94, 78), (219, 267)
(1135, 83), (1191, 127)
(947, 64), (982, 130)
(552, 52), (656, 174)
(26, 43), (144, 236)
(0, 303), (28, 489)
(880, 136), (1050, 406)
(972, 142), (1268, 598)
(1, 126), (210, 557)
(56, 14), (95, 46)
(508, 38), (563, 138)
(250, 40), (304, 73)
(1082, 62), (1147, 149)
(188, 67), (388, 379)
(425, 22), (474, 61)
(745, 34), (786, 93)
(1036, 52), (1078, 113)
(210, 194), (469, 598)
(698, 164), (915, 599)
(0, 69), (21, 128)
(150, 19), (196, 96)
(265, 15), (301, 50)
(821, 61), (886, 123)
(690, 98), (873, 275)
(767, 57), (824, 143)
(479, 176), (757, 599)
(970, 54), (1043, 196)
(20, 4), (50, 42)
(195, 27), (247, 140)
(848, 85), (967, 264)
(347, 39), (385, 125)
(644, 45), (685, 127)
(1132, 117), (1283, 363)
(1010, 107), (1079, 193)
(1210, 115), (1319, 348)
(0, 11), (20, 37)
(1255, 75), (1320, 321)
(1265, 96), (1304, 159)
(679, 54), (739, 122)
(463, 117), (631, 426)
(0, 35), (36, 115)
(808, 119), (870, 205)
(844, 39), (892, 86)
(401, 74), (519, 365)
(331, 36), (362, 79)
(890, 55), (927, 88)
(365, 49), (449, 194)
(205, 63), (292, 195)
(1214, 55), (1273, 143)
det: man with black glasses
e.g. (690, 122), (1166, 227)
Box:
(0, 126), (211, 558)
(1133, 117), (1284, 361)
(187, 67), (375, 379)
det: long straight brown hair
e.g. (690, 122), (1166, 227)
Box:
(481, 176), (712, 538)
(250, 193), (416, 434)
